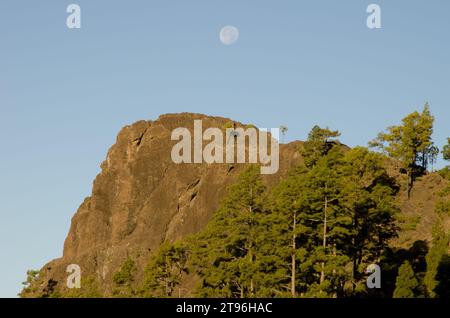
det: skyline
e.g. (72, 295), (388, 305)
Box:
(1, 0), (450, 297)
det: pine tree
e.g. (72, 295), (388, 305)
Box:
(369, 104), (435, 198)
(266, 165), (314, 297)
(424, 223), (449, 298)
(416, 104), (436, 169)
(305, 147), (345, 295)
(191, 165), (266, 297)
(280, 125), (288, 144)
(443, 138), (450, 162)
(393, 261), (418, 298)
(142, 241), (189, 297)
(112, 257), (137, 297)
(301, 126), (341, 168)
(339, 147), (399, 292)
(19, 270), (40, 297)
(439, 138), (450, 178)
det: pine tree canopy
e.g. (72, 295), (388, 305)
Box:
(443, 138), (450, 162)
(393, 261), (418, 298)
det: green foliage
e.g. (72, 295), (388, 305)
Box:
(19, 270), (40, 297)
(435, 203), (450, 216)
(369, 104), (436, 196)
(299, 147), (348, 296)
(300, 125), (341, 168)
(112, 257), (137, 297)
(438, 166), (450, 181)
(435, 184), (450, 216)
(264, 165), (319, 297)
(223, 121), (234, 129)
(136, 149), (399, 298)
(424, 223), (449, 297)
(20, 271), (103, 298)
(64, 276), (103, 298)
(393, 261), (418, 298)
(279, 125), (288, 133)
(141, 241), (189, 297)
(435, 198), (450, 216)
(428, 145), (440, 171)
(279, 126), (288, 143)
(191, 165), (267, 297)
(398, 215), (422, 231)
(337, 147), (399, 293)
(307, 147), (397, 296)
(443, 138), (450, 162)
(188, 147), (399, 298)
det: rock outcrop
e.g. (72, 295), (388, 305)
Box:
(32, 113), (303, 296)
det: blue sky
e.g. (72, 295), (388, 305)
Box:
(0, 0), (449, 297)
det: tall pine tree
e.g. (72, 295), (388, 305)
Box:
(142, 241), (189, 297)
(265, 166), (315, 297)
(304, 147), (347, 296)
(339, 147), (399, 293)
(424, 223), (449, 298)
(300, 126), (341, 168)
(369, 104), (435, 197)
(191, 165), (266, 297)
(393, 261), (418, 298)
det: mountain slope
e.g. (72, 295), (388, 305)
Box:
(25, 113), (303, 296)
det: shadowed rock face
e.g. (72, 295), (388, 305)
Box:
(33, 113), (303, 296)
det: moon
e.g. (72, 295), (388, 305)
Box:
(220, 26), (239, 45)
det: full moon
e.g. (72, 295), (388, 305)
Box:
(220, 26), (239, 45)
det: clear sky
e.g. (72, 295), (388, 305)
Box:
(0, 0), (449, 297)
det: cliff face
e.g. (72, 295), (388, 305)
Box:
(34, 113), (302, 296)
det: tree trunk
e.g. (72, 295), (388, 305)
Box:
(352, 258), (357, 292)
(332, 245), (336, 276)
(332, 245), (337, 298)
(407, 169), (413, 199)
(320, 194), (328, 285)
(291, 213), (296, 298)
(248, 200), (254, 297)
(249, 245), (254, 297)
(250, 274), (254, 297)
(249, 241), (253, 296)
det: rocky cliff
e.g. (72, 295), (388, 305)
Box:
(30, 113), (303, 296)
